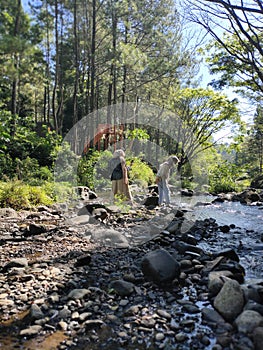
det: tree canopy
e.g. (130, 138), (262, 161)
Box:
(183, 0), (263, 100)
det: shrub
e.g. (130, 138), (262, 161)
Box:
(208, 160), (238, 193)
(128, 157), (155, 187)
(0, 180), (53, 210)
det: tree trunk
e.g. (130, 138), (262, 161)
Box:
(52, 0), (59, 133)
(10, 0), (22, 136)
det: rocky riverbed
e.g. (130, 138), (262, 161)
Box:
(0, 193), (263, 350)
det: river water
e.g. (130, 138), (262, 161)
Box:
(174, 194), (263, 280)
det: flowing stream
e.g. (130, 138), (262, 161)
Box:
(176, 195), (263, 280)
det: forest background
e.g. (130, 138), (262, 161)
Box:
(0, 0), (263, 209)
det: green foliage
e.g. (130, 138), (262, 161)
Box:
(208, 160), (239, 193)
(0, 180), (53, 210)
(77, 150), (155, 191)
(0, 180), (77, 210)
(128, 157), (155, 187)
(42, 181), (76, 204)
(54, 142), (79, 184)
(77, 149), (104, 190)
(0, 111), (62, 181)
(125, 128), (150, 141)
(203, 30), (263, 100)
(93, 150), (113, 190)
(113, 193), (132, 213)
(15, 157), (52, 185)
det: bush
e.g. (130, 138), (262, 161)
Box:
(0, 180), (53, 210)
(208, 161), (238, 193)
(15, 157), (53, 184)
(43, 181), (76, 204)
(127, 157), (155, 187)
(77, 150), (155, 191)
(77, 149), (106, 189)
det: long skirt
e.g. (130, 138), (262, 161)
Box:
(111, 179), (132, 201)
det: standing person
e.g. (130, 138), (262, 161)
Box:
(155, 155), (179, 206)
(109, 149), (132, 203)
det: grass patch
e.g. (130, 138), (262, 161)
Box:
(0, 180), (75, 210)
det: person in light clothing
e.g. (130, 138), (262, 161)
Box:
(155, 156), (179, 205)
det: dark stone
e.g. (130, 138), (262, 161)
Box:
(214, 260), (245, 280)
(141, 248), (181, 284)
(181, 233), (197, 246)
(215, 249), (240, 262)
(23, 223), (47, 237)
(75, 254), (92, 267)
(201, 307), (226, 325)
(148, 185), (158, 194)
(144, 196), (159, 207)
(181, 189), (194, 197)
(109, 279), (134, 296)
(172, 241), (203, 255)
(219, 225), (230, 233)
(251, 175), (263, 189)
(244, 300), (263, 316)
(212, 197), (225, 203)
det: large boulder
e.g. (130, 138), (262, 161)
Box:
(234, 310), (263, 334)
(213, 279), (244, 322)
(141, 248), (181, 284)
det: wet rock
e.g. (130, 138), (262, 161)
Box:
(141, 248), (181, 284)
(234, 310), (263, 334)
(182, 303), (200, 314)
(215, 248), (240, 262)
(208, 270), (233, 296)
(201, 307), (226, 325)
(242, 283), (263, 304)
(156, 309), (172, 320)
(253, 327), (263, 350)
(244, 300), (263, 315)
(214, 260), (245, 283)
(213, 279), (244, 322)
(165, 219), (182, 234)
(219, 225), (230, 233)
(175, 332), (188, 342)
(232, 334), (254, 350)
(172, 241), (203, 255)
(181, 233), (197, 245)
